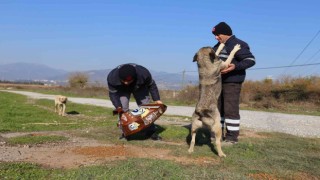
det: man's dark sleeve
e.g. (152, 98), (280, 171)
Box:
(108, 83), (122, 108)
(146, 77), (160, 101)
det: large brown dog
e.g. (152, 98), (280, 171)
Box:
(188, 43), (240, 157)
(55, 95), (68, 116)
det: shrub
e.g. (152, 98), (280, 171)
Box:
(68, 72), (89, 88)
(175, 85), (198, 105)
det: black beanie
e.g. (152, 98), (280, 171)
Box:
(118, 64), (137, 81)
(212, 22), (232, 36)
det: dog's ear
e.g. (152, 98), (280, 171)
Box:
(59, 97), (67, 103)
(209, 50), (217, 63)
(193, 53), (198, 62)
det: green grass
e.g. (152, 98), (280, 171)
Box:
(0, 91), (319, 179)
(0, 91), (116, 133)
(6, 135), (68, 145)
(0, 159), (242, 179)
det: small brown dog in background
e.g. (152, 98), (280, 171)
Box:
(55, 95), (68, 116)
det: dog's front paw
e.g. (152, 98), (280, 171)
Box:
(188, 148), (194, 153)
(218, 152), (226, 157)
(233, 44), (241, 51)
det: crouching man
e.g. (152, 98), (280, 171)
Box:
(107, 63), (163, 140)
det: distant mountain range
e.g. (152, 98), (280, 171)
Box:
(0, 62), (198, 90)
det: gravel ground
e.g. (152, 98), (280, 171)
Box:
(2, 90), (320, 138)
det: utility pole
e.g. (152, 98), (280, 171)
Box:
(181, 70), (185, 89)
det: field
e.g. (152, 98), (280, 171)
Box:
(0, 91), (319, 179)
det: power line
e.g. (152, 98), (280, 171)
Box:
(301, 47), (320, 64)
(288, 30), (320, 66)
(181, 62), (320, 73)
(179, 70), (197, 73)
(248, 62), (320, 70)
(281, 30), (320, 76)
(298, 48), (320, 75)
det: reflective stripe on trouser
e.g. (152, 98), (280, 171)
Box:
(225, 118), (240, 141)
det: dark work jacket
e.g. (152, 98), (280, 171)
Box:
(213, 35), (256, 83)
(107, 63), (160, 108)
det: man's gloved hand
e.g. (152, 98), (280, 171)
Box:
(154, 100), (163, 104)
(113, 107), (124, 115)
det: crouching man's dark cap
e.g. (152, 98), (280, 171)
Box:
(118, 64), (137, 81)
(212, 22), (233, 36)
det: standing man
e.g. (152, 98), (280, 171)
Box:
(212, 22), (256, 144)
(107, 63), (163, 140)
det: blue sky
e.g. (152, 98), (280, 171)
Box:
(1, 0), (319, 80)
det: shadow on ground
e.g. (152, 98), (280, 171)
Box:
(184, 124), (219, 155)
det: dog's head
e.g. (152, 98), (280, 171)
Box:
(193, 47), (220, 69)
(59, 96), (68, 103)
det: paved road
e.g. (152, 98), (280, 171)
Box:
(2, 90), (320, 138)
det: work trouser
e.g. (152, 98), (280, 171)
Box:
(218, 83), (242, 142)
(118, 87), (156, 135)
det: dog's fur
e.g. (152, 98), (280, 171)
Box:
(55, 95), (68, 116)
(188, 43), (241, 157)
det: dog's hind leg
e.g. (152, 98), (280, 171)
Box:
(212, 126), (226, 157)
(188, 130), (197, 153)
(55, 103), (58, 114)
(188, 113), (201, 153)
(212, 113), (226, 157)
(58, 105), (61, 115)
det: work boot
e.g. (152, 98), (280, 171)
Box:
(119, 133), (127, 140)
(150, 133), (162, 141)
(222, 139), (238, 146)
